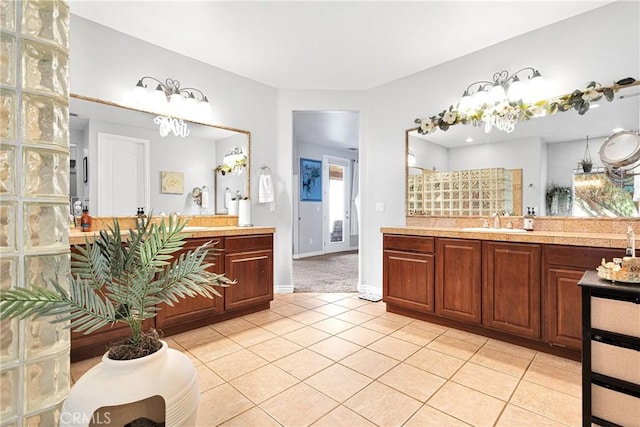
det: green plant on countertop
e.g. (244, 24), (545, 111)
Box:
(0, 215), (234, 359)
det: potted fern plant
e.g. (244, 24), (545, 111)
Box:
(0, 215), (234, 426)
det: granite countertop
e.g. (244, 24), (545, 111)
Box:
(381, 226), (630, 249)
(70, 225), (276, 245)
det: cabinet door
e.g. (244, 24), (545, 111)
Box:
(545, 267), (585, 351)
(483, 242), (541, 339)
(225, 249), (274, 311)
(155, 238), (225, 332)
(383, 250), (435, 313)
(436, 238), (482, 324)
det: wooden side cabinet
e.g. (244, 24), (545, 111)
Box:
(383, 234), (435, 313)
(436, 238), (482, 324)
(224, 234), (274, 312)
(579, 270), (640, 427)
(543, 245), (621, 352)
(483, 241), (541, 339)
(155, 237), (226, 335)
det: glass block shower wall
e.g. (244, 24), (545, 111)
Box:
(422, 168), (514, 216)
(1, 1), (71, 426)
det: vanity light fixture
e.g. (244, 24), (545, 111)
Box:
(457, 68), (545, 113)
(456, 67), (545, 133)
(133, 76), (211, 137)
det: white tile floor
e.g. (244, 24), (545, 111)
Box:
(71, 292), (582, 426)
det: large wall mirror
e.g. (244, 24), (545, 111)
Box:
(406, 82), (640, 217)
(69, 95), (250, 217)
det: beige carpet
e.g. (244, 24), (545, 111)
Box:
(293, 250), (358, 293)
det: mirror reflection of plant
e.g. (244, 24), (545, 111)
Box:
(415, 78), (637, 135)
(573, 174), (636, 217)
(546, 183), (573, 215)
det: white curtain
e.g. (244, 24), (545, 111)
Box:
(350, 160), (359, 235)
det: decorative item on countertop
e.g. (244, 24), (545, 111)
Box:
(238, 198), (252, 226)
(80, 207), (92, 232)
(597, 256), (640, 283)
(626, 226), (636, 257)
(201, 185), (210, 210)
(523, 207), (535, 231)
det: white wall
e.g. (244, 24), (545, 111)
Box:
(449, 137), (544, 213)
(547, 136), (606, 188)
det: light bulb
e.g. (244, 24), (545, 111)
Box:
(507, 78), (524, 102)
(457, 91), (473, 114)
(489, 83), (506, 104)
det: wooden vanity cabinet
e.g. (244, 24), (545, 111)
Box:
(435, 238), (482, 324)
(543, 245), (621, 352)
(154, 237), (226, 335)
(383, 235), (435, 313)
(483, 241), (541, 339)
(224, 234), (274, 312)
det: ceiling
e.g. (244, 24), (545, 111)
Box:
(68, 1), (617, 151)
(69, 1), (613, 92)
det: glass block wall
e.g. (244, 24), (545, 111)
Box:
(0, 1), (71, 426)
(423, 168), (514, 216)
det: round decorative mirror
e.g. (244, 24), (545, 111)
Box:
(599, 130), (640, 170)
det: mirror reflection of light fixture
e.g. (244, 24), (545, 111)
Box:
(216, 147), (247, 176)
(599, 130), (640, 185)
(133, 76), (211, 134)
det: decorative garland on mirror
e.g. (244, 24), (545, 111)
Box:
(414, 77), (638, 135)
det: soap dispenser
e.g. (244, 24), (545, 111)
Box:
(523, 207), (535, 231)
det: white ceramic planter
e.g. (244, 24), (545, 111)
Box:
(60, 341), (199, 427)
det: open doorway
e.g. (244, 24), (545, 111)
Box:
(292, 111), (359, 293)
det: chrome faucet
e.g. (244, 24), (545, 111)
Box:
(493, 212), (501, 229)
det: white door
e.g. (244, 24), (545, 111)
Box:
(323, 155), (351, 253)
(97, 133), (150, 216)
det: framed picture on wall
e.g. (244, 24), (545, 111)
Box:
(300, 158), (322, 201)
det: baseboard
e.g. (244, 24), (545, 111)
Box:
(293, 250), (324, 259)
(357, 283), (382, 298)
(275, 283), (294, 294)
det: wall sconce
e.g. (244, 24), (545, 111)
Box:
(133, 76), (211, 134)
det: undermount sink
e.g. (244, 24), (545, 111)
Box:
(461, 227), (527, 233)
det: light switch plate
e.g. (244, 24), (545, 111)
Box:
(375, 202), (385, 212)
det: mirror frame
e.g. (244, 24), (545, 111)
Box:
(70, 93), (251, 215)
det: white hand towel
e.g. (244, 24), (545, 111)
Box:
(259, 174), (275, 203)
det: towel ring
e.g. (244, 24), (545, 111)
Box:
(260, 164), (272, 175)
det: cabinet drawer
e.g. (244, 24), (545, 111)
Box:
(383, 235), (434, 253)
(545, 245), (619, 269)
(225, 234), (273, 252)
(591, 297), (640, 337)
(592, 384), (640, 427)
(592, 340), (640, 384)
